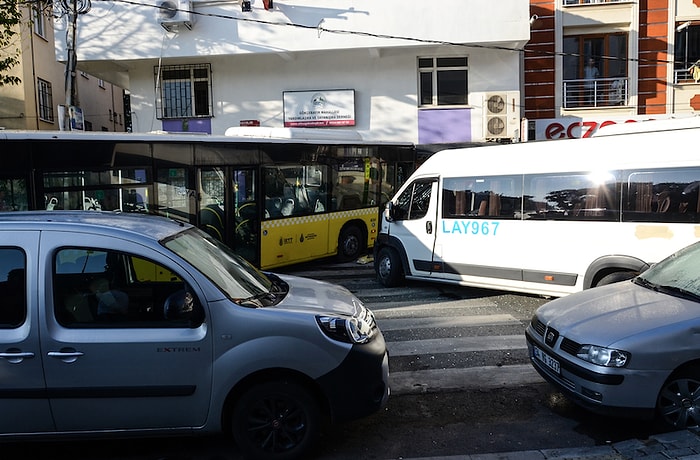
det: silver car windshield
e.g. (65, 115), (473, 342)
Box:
(636, 242), (700, 300)
(162, 228), (273, 300)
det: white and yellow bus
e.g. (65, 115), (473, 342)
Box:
(374, 118), (700, 297)
(0, 128), (415, 269)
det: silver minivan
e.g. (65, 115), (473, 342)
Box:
(0, 211), (389, 459)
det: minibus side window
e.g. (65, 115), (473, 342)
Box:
(442, 176), (521, 219)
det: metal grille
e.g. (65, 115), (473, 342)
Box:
(155, 63), (212, 119)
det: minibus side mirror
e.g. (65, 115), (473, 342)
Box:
(384, 202), (395, 222)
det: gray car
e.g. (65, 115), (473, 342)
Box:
(0, 211), (389, 460)
(526, 240), (700, 429)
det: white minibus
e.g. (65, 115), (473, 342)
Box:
(374, 118), (700, 297)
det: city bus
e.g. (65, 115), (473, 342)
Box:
(374, 117), (700, 297)
(0, 128), (415, 269)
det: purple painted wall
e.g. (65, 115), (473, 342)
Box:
(417, 108), (472, 144)
(161, 119), (212, 134)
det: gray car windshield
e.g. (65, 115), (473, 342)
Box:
(162, 228), (273, 300)
(636, 242), (700, 300)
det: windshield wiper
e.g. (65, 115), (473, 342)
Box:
(633, 277), (658, 291)
(655, 285), (700, 303)
(236, 291), (277, 308)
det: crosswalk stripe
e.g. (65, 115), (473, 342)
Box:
(387, 334), (526, 356)
(368, 298), (498, 313)
(377, 313), (521, 331)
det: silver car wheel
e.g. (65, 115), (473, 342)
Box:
(657, 375), (700, 429)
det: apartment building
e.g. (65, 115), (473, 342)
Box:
(0, 2), (127, 131)
(54, 0), (530, 148)
(525, 0), (700, 140)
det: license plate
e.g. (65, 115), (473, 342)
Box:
(533, 346), (560, 374)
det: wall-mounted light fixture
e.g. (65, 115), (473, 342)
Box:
(241, 0), (251, 12)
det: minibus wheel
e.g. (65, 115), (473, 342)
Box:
(376, 247), (404, 287)
(232, 380), (320, 460)
(596, 271), (636, 287)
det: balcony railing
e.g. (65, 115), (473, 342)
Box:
(563, 0), (626, 4)
(674, 68), (700, 84)
(563, 77), (628, 109)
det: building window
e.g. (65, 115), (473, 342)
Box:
(155, 63), (213, 119)
(32, 3), (47, 38)
(418, 57), (468, 107)
(98, 78), (105, 89)
(37, 78), (54, 123)
(562, 33), (628, 108)
(675, 23), (700, 83)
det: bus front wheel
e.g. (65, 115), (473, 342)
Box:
(338, 225), (364, 262)
(376, 247), (404, 287)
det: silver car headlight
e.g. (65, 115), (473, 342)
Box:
(316, 308), (376, 344)
(577, 344), (629, 367)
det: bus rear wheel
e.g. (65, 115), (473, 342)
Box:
(376, 247), (404, 287)
(338, 225), (364, 262)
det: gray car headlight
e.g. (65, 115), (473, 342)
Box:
(577, 344), (629, 367)
(316, 310), (376, 344)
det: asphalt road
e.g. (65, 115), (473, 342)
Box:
(0, 257), (663, 460)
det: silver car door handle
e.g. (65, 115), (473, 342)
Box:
(48, 350), (84, 363)
(0, 351), (35, 364)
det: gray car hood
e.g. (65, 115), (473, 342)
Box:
(273, 273), (362, 316)
(537, 280), (700, 346)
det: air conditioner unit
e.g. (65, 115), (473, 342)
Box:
(484, 92), (520, 141)
(157, 0), (194, 32)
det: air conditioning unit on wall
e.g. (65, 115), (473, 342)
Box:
(157, 0), (194, 32)
(484, 92), (520, 141)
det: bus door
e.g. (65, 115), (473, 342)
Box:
(231, 168), (259, 265)
(387, 177), (439, 277)
(197, 167), (259, 266)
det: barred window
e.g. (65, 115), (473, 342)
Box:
(37, 78), (54, 123)
(156, 64), (212, 119)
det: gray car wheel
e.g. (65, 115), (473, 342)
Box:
(657, 370), (700, 429)
(232, 381), (320, 460)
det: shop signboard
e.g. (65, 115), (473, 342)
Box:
(283, 90), (355, 127)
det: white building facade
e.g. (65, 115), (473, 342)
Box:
(55, 0), (530, 146)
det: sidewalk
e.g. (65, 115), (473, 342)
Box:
(403, 428), (700, 460)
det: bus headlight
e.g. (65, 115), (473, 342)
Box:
(577, 344), (629, 367)
(316, 313), (376, 344)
